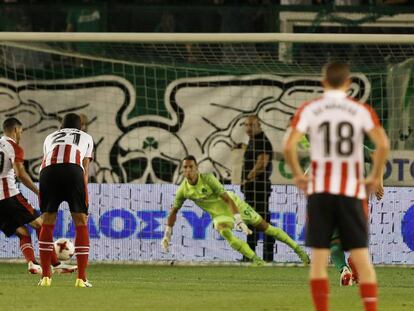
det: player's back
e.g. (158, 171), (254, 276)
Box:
(293, 90), (380, 199)
(0, 136), (22, 199)
(41, 128), (93, 171)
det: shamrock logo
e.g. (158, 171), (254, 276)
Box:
(142, 137), (158, 150)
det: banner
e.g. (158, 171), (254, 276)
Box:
(1, 184), (413, 264)
(250, 150), (414, 186)
(2, 52), (389, 185)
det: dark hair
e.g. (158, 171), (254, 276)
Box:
(2, 117), (22, 132)
(182, 155), (197, 164)
(61, 113), (81, 130)
(323, 62), (350, 88)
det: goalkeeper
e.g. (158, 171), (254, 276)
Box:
(161, 155), (310, 265)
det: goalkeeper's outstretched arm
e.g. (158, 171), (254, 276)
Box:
(220, 192), (252, 235)
(166, 206), (179, 227)
(161, 207), (179, 252)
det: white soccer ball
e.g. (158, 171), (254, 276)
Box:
(54, 238), (75, 261)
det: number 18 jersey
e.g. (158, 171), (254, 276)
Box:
(291, 90), (380, 199)
(41, 128), (93, 171)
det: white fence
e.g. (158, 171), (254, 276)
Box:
(1, 184), (413, 264)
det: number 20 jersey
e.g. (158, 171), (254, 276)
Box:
(41, 128), (94, 171)
(291, 90), (380, 199)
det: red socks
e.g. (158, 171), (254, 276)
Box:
(39, 224), (55, 277)
(36, 227), (59, 265)
(310, 278), (377, 311)
(360, 283), (378, 311)
(310, 278), (329, 311)
(19, 235), (36, 263)
(75, 225), (90, 281)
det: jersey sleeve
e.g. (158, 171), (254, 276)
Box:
(291, 102), (310, 134)
(172, 184), (186, 210)
(203, 173), (226, 196)
(9, 141), (24, 162)
(361, 104), (380, 133)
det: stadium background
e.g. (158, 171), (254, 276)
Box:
(0, 1), (413, 265)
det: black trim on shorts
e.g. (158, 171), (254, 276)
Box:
(305, 193), (368, 251)
(0, 194), (39, 237)
(39, 163), (88, 214)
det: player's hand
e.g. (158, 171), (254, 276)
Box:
(375, 184), (384, 200)
(161, 226), (172, 252)
(234, 213), (252, 235)
(365, 176), (380, 196)
(294, 175), (308, 195)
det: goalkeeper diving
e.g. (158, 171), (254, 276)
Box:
(161, 155), (310, 265)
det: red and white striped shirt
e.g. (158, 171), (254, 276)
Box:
(291, 90), (380, 199)
(0, 136), (24, 200)
(41, 128), (93, 171)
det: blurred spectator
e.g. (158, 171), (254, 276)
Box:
(280, 0), (312, 4)
(66, 0), (104, 60)
(378, 0), (409, 4)
(334, 0), (361, 4)
(154, 12), (184, 33)
(154, 11), (199, 62)
(66, 0), (103, 33)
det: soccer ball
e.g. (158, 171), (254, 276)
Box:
(54, 238), (75, 261)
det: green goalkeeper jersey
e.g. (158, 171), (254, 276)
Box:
(173, 173), (240, 219)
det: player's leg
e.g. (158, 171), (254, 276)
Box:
(65, 163), (91, 287)
(38, 165), (61, 285)
(30, 216), (77, 274)
(243, 190), (258, 259)
(15, 225), (41, 274)
(214, 219), (263, 265)
(0, 194), (42, 274)
(348, 255), (359, 284)
(256, 190), (274, 262)
(71, 212), (91, 287)
(310, 248), (330, 311)
(349, 248), (377, 311)
(241, 200), (310, 264)
(306, 194), (337, 311)
(39, 212), (58, 281)
(338, 198), (376, 311)
(330, 234), (352, 286)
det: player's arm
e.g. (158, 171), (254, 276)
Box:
(14, 161), (39, 196)
(83, 137), (94, 184)
(369, 150), (385, 200)
(82, 157), (90, 184)
(206, 174), (251, 235)
(283, 127), (308, 193)
(220, 192), (252, 235)
(220, 192), (238, 215)
(161, 187), (185, 252)
(366, 126), (389, 194)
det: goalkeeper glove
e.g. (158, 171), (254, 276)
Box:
(161, 226), (172, 252)
(234, 213), (252, 235)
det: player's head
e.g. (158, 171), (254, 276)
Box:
(79, 113), (88, 132)
(2, 117), (23, 143)
(182, 155), (198, 180)
(61, 113), (81, 130)
(322, 62), (351, 90)
(244, 115), (262, 137)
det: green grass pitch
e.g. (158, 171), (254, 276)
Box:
(0, 263), (413, 311)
